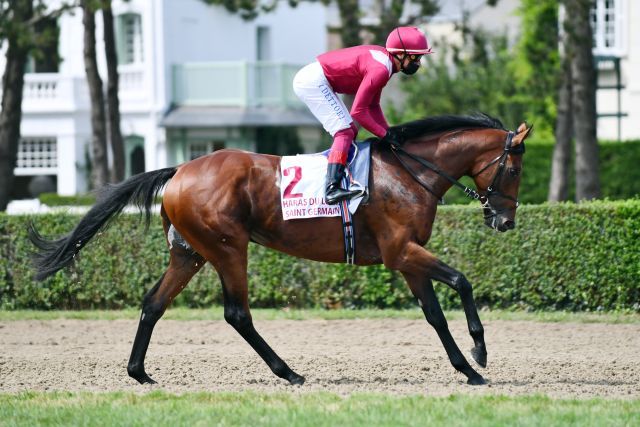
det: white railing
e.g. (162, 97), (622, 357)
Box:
(118, 64), (145, 93)
(172, 62), (304, 108)
(15, 70), (147, 112)
(19, 74), (86, 112)
(23, 74), (59, 100)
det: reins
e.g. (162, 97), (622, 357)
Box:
(389, 131), (520, 207)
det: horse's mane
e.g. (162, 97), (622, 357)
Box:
(392, 113), (506, 140)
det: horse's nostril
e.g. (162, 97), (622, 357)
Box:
(504, 220), (515, 230)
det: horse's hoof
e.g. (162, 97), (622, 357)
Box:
(129, 370), (157, 385)
(471, 346), (487, 368)
(141, 376), (157, 385)
(467, 375), (487, 386)
(288, 373), (305, 386)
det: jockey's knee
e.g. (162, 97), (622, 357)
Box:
(349, 122), (358, 138)
(329, 127), (357, 165)
(334, 126), (356, 141)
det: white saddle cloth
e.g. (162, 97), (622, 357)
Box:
(280, 144), (369, 220)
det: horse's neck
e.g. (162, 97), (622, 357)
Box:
(382, 132), (486, 200)
(408, 133), (480, 179)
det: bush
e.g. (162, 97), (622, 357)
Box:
(38, 193), (97, 207)
(1, 200), (639, 312)
(38, 193), (163, 207)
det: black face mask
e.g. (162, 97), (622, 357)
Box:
(402, 61), (419, 75)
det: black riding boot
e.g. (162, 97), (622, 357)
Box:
(325, 163), (360, 205)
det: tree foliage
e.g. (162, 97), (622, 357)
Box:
(199, 0), (281, 21)
(512, 0), (560, 138)
(390, 29), (531, 132)
(390, 1), (560, 140)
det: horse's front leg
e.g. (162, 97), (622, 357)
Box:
(387, 242), (486, 385)
(402, 272), (486, 385)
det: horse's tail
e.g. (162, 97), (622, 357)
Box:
(29, 167), (178, 281)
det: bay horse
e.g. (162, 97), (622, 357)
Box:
(29, 114), (530, 386)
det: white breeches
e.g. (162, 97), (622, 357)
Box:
(292, 61), (353, 136)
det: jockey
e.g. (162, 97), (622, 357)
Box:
(293, 26), (433, 205)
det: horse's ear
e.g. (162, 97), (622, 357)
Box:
(513, 122), (533, 145)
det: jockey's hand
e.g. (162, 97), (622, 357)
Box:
(381, 128), (404, 148)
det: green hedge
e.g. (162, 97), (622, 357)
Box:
(443, 140), (640, 204)
(38, 193), (97, 207)
(37, 193), (163, 207)
(1, 200), (639, 312)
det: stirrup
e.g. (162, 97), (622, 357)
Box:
(325, 185), (360, 205)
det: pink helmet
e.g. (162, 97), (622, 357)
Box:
(385, 27), (433, 55)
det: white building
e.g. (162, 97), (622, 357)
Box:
(591, 0), (637, 141)
(5, 0), (327, 198)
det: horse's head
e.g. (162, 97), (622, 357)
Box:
(386, 114), (532, 231)
(469, 123), (532, 232)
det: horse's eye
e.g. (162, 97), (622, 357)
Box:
(509, 168), (520, 177)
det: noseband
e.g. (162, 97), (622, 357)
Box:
(390, 131), (524, 209)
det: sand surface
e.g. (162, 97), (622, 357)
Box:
(1, 318), (638, 398)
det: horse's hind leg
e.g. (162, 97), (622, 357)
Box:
(127, 245), (204, 384)
(200, 237), (305, 385)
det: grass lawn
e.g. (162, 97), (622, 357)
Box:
(0, 307), (638, 323)
(1, 391), (638, 427)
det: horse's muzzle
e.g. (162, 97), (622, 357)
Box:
(484, 210), (516, 232)
(496, 216), (515, 232)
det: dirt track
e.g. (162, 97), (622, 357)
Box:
(1, 318), (638, 398)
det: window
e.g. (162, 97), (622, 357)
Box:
(257, 26), (271, 61)
(130, 146), (145, 176)
(124, 135), (145, 177)
(117, 13), (144, 65)
(25, 18), (60, 73)
(187, 141), (225, 160)
(16, 138), (57, 169)
(591, 0), (626, 56)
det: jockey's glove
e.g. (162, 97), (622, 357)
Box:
(382, 128), (404, 148)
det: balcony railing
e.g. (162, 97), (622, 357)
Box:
(19, 74), (89, 112)
(12, 68), (147, 113)
(172, 62), (304, 108)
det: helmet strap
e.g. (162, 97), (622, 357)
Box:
(394, 27), (410, 73)
(391, 53), (406, 72)
(396, 28), (408, 56)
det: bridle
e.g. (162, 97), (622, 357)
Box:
(470, 131), (524, 209)
(389, 130), (524, 211)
